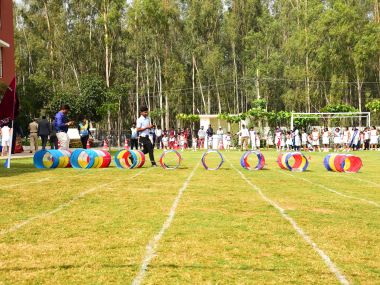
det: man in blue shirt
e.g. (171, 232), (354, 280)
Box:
(136, 106), (157, 167)
(54, 105), (74, 149)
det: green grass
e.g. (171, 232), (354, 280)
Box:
(0, 150), (379, 284)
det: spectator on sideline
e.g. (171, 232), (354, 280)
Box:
(50, 120), (59, 149)
(155, 125), (162, 149)
(38, 116), (50, 150)
(364, 127), (370, 150)
(28, 118), (39, 153)
(130, 123), (138, 150)
(78, 115), (91, 149)
(206, 124), (213, 148)
(311, 127), (321, 152)
(217, 126), (224, 148)
(1, 123), (11, 156)
(249, 127), (256, 150)
(54, 105), (74, 150)
(370, 126), (378, 150)
(198, 126), (206, 149)
(237, 124), (250, 151)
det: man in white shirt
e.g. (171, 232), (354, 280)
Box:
(237, 124), (250, 151)
(130, 123), (138, 150)
(216, 126), (224, 149)
(136, 106), (157, 166)
(198, 126), (206, 149)
(155, 125), (163, 149)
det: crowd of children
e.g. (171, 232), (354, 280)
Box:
(131, 124), (379, 152)
(270, 126), (379, 152)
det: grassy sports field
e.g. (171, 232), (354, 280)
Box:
(0, 150), (379, 284)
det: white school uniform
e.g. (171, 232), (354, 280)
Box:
(322, 131), (329, 145)
(333, 131), (341, 144)
(342, 130), (349, 144)
(294, 130), (301, 147)
(301, 133), (308, 145)
(1, 126), (10, 147)
(370, 129), (378, 145)
(312, 131), (319, 146)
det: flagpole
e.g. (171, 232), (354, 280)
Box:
(6, 120), (14, 168)
(6, 77), (17, 169)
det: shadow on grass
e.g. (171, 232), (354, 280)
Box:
(0, 158), (46, 178)
(0, 262), (276, 273)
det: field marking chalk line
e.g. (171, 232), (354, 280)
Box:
(228, 160), (350, 285)
(1, 171), (88, 189)
(341, 174), (380, 188)
(131, 163), (200, 285)
(279, 171), (380, 208)
(0, 169), (148, 236)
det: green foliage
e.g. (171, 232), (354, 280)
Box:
(14, 0), (380, 130)
(251, 99), (267, 110)
(366, 100), (380, 113)
(150, 109), (166, 120)
(321, 104), (358, 113)
(176, 113), (200, 123)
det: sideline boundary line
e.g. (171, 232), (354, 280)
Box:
(131, 163), (200, 285)
(279, 171), (380, 208)
(229, 160), (350, 285)
(0, 169), (149, 236)
(341, 174), (380, 188)
(1, 172), (87, 189)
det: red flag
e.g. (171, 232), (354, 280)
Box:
(0, 77), (18, 126)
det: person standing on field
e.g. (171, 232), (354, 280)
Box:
(54, 105), (74, 150)
(130, 123), (138, 150)
(28, 118), (39, 153)
(155, 125), (163, 149)
(136, 106), (157, 167)
(237, 124), (250, 151)
(78, 115), (91, 149)
(49, 120), (59, 149)
(38, 116), (50, 150)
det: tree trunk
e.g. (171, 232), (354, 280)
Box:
(214, 69), (222, 114)
(192, 54), (196, 114)
(232, 42), (239, 113)
(158, 57), (163, 127)
(256, 68), (260, 99)
(43, 1), (55, 93)
(145, 54), (151, 110)
(193, 57), (207, 113)
(356, 72), (363, 112)
(103, 0), (111, 138)
(136, 61), (139, 119)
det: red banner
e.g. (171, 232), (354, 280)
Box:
(0, 77), (18, 126)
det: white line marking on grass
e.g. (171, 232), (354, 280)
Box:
(0, 170), (148, 236)
(279, 171), (380, 208)
(342, 175), (380, 188)
(228, 161), (350, 285)
(1, 172), (86, 189)
(131, 163), (199, 285)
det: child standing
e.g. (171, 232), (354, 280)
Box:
(301, 129), (308, 152)
(333, 128), (341, 152)
(162, 135), (169, 150)
(255, 132), (261, 150)
(322, 127), (330, 152)
(285, 131), (292, 151)
(225, 132), (231, 151)
(370, 126), (378, 150)
(312, 128), (321, 152)
(192, 135), (197, 151)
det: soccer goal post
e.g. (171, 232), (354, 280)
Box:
(290, 112), (371, 130)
